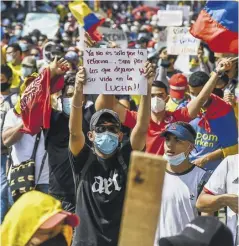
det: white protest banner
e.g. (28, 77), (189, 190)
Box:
(166, 5), (190, 22)
(83, 48), (147, 95)
(167, 27), (200, 55)
(157, 10), (183, 26)
(23, 13), (60, 39)
(98, 27), (128, 49)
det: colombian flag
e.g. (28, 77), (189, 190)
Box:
(190, 1), (238, 54)
(198, 94), (238, 157)
(69, 1), (104, 42)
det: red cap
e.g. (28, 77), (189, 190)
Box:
(169, 74), (188, 99)
(40, 211), (80, 229)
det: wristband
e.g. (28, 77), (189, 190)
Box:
(213, 69), (224, 77)
(72, 104), (83, 109)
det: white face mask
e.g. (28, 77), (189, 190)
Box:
(21, 67), (33, 78)
(62, 97), (73, 115)
(151, 97), (166, 113)
(163, 152), (186, 166)
(6, 54), (14, 63)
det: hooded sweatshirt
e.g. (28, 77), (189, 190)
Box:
(1, 191), (72, 246)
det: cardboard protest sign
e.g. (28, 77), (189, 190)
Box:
(23, 13), (60, 39)
(98, 27), (128, 49)
(166, 4), (191, 22)
(83, 48), (147, 95)
(157, 10), (183, 26)
(167, 27), (200, 55)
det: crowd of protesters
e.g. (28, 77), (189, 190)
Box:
(0, 1), (238, 246)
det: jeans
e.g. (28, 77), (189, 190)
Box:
(1, 155), (8, 223)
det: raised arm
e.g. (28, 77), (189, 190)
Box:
(187, 58), (233, 119)
(69, 67), (86, 156)
(130, 62), (154, 150)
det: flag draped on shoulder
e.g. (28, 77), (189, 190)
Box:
(69, 0), (104, 42)
(190, 0), (238, 54)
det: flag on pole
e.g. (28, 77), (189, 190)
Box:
(69, 0), (104, 42)
(190, 1), (238, 54)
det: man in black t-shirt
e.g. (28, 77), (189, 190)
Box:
(69, 63), (154, 246)
(44, 74), (95, 213)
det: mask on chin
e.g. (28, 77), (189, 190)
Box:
(163, 152), (186, 166)
(151, 97), (166, 113)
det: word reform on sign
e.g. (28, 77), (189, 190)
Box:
(83, 48), (147, 95)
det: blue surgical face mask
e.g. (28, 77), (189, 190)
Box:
(163, 152), (186, 166)
(21, 67), (33, 78)
(94, 131), (119, 155)
(62, 97), (72, 116)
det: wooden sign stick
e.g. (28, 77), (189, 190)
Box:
(118, 151), (167, 246)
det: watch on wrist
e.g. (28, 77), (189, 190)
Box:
(213, 69), (224, 77)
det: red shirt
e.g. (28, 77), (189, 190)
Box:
(123, 108), (191, 155)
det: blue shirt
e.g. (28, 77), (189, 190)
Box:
(189, 117), (223, 171)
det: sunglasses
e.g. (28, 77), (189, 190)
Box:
(94, 125), (120, 134)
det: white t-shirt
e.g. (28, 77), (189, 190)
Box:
(154, 165), (205, 245)
(204, 154), (238, 245)
(3, 109), (49, 184)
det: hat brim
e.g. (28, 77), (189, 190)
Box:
(160, 129), (193, 143)
(159, 234), (204, 246)
(90, 109), (121, 130)
(40, 211), (79, 229)
(170, 89), (185, 99)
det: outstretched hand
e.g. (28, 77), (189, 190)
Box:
(75, 66), (86, 92)
(49, 57), (69, 78)
(84, 32), (96, 48)
(215, 58), (233, 73)
(144, 61), (155, 87)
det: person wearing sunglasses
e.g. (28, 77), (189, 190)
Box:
(69, 62), (154, 246)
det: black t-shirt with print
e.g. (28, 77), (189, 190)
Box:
(69, 141), (132, 246)
(44, 105), (95, 199)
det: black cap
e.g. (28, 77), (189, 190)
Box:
(90, 109), (121, 131)
(159, 216), (233, 246)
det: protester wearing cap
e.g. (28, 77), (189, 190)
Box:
(154, 121), (209, 244)
(158, 216), (234, 246)
(197, 154), (238, 245)
(166, 73), (189, 112)
(1, 190), (79, 246)
(69, 63), (154, 246)
(96, 59), (233, 156)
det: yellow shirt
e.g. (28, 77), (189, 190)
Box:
(131, 95), (141, 106)
(166, 97), (180, 112)
(7, 62), (22, 89)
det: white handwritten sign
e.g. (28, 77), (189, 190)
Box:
(167, 27), (200, 55)
(83, 48), (147, 95)
(157, 10), (183, 26)
(166, 5), (190, 22)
